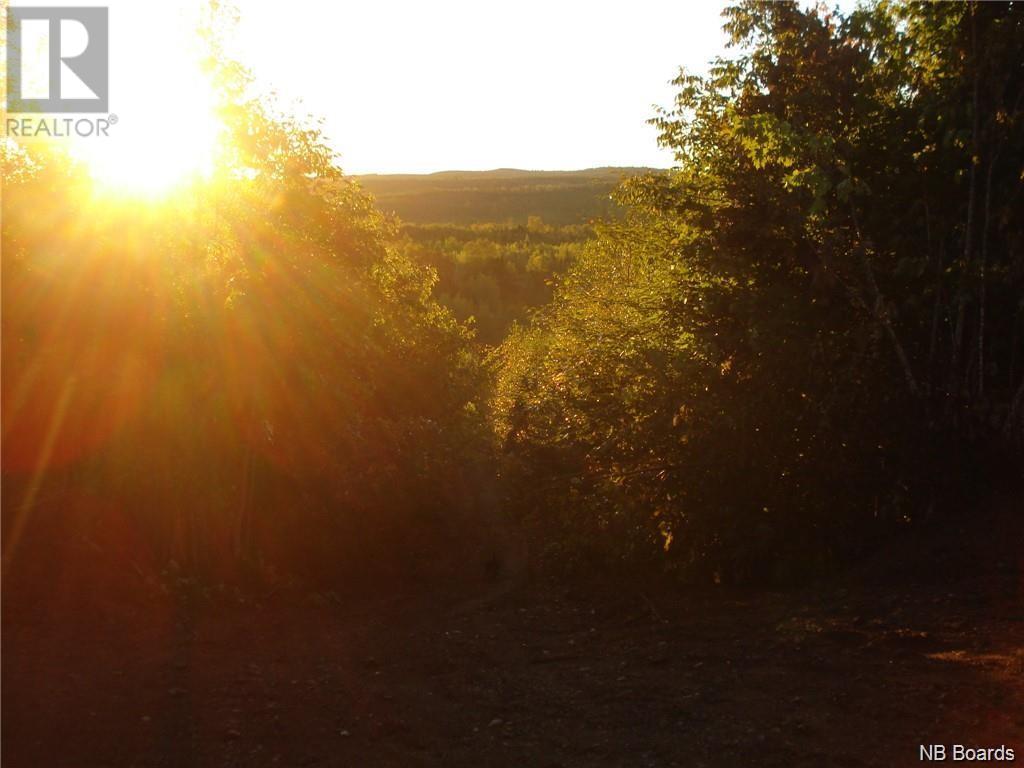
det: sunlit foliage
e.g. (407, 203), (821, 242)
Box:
(2, 53), (485, 583)
(397, 220), (586, 343)
(494, 0), (1024, 583)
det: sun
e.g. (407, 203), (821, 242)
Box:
(76, 112), (222, 197)
(67, 2), (226, 198)
(72, 71), (223, 197)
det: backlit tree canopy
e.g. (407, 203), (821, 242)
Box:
(493, 0), (1024, 582)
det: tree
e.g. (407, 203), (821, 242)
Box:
(494, 0), (1024, 583)
(2, 48), (487, 584)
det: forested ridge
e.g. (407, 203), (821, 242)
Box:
(358, 169), (649, 342)
(355, 167), (651, 226)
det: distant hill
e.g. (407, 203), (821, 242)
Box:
(354, 167), (660, 226)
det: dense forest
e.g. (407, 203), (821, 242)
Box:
(4, 0), (1022, 606)
(3, 2), (1023, 766)
(492, 1), (1024, 583)
(395, 220), (586, 343)
(360, 169), (647, 342)
(2, 59), (487, 586)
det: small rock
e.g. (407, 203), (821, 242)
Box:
(488, 718), (503, 728)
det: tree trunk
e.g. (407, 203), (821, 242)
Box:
(951, 5), (980, 396)
(849, 207), (919, 397)
(977, 155), (995, 397)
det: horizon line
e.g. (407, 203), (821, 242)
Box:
(349, 165), (672, 177)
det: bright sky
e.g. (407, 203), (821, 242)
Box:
(10, 0), (734, 175)
(226, 0), (730, 174)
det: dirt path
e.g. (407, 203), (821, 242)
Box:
(4, 562), (1022, 767)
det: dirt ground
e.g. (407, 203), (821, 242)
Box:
(4, 532), (1023, 768)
